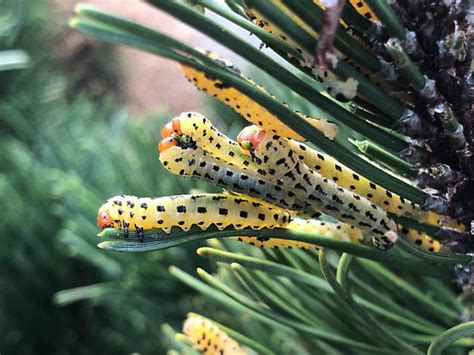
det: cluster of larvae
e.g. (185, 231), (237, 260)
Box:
(98, 110), (448, 253)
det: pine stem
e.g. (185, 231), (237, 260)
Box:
(364, 0), (406, 39)
(352, 139), (417, 178)
(385, 38), (426, 91)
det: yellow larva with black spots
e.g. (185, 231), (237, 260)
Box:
(179, 51), (339, 141)
(97, 194), (291, 236)
(158, 141), (307, 211)
(183, 314), (247, 355)
(283, 134), (465, 231)
(237, 217), (364, 249)
(238, 127), (398, 250)
(163, 112), (254, 170)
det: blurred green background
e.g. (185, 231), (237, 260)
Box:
(0, 1), (246, 353)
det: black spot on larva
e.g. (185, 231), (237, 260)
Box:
(157, 219), (164, 224)
(240, 211), (248, 218)
(197, 207), (207, 213)
(218, 208), (228, 216)
(212, 165), (220, 172)
(142, 215), (146, 220)
(386, 191), (393, 198)
(118, 208), (123, 215)
(335, 165), (342, 172)
(273, 214), (279, 221)
(369, 182), (376, 189)
(415, 239), (422, 245)
(129, 202), (135, 208)
(177, 205), (186, 213)
(156, 205), (165, 212)
(317, 153), (325, 160)
(258, 213), (265, 221)
(140, 202), (147, 209)
(178, 221), (185, 226)
(129, 211), (135, 218)
(212, 196), (227, 200)
(199, 161), (206, 167)
(240, 174), (249, 180)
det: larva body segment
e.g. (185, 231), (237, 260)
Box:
(287, 138), (465, 231)
(168, 112), (254, 169)
(179, 51), (339, 141)
(159, 145), (306, 211)
(348, 0), (378, 22)
(399, 228), (444, 253)
(236, 217), (364, 249)
(97, 193), (291, 233)
(239, 128), (398, 250)
(183, 314), (247, 355)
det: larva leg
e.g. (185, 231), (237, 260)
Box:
(97, 193), (291, 233)
(183, 314), (247, 355)
(179, 50), (338, 140)
(238, 127), (398, 250)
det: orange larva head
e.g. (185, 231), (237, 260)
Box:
(237, 126), (265, 151)
(171, 117), (183, 135)
(161, 121), (174, 138)
(97, 210), (113, 230)
(158, 137), (179, 153)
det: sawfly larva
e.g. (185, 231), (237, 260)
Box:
(183, 314), (247, 355)
(162, 112), (254, 169)
(279, 133), (465, 231)
(237, 217), (364, 249)
(97, 193), (291, 235)
(158, 138), (308, 211)
(179, 50), (339, 140)
(237, 126), (398, 250)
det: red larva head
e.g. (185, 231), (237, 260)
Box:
(158, 137), (179, 153)
(237, 126), (265, 151)
(161, 117), (183, 139)
(97, 210), (113, 230)
(161, 121), (174, 138)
